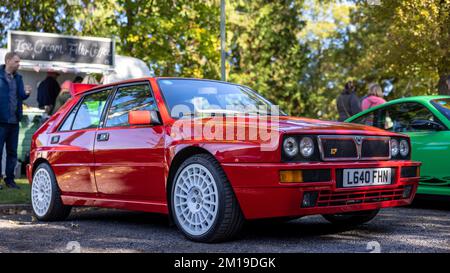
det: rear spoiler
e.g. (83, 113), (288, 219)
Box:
(69, 83), (99, 96)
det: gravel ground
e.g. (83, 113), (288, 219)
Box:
(0, 199), (449, 253)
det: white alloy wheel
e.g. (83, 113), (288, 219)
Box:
(32, 168), (53, 217)
(173, 163), (219, 236)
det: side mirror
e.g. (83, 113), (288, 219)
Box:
(128, 110), (160, 126)
(411, 119), (445, 131)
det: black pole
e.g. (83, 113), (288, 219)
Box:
(220, 0), (226, 81)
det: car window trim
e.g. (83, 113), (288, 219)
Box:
(100, 80), (162, 129)
(351, 100), (449, 131)
(56, 100), (81, 132)
(57, 87), (114, 132)
(71, 89), (113, 131)
(429, 99), (450, 128)
(376, 101), (448, 132)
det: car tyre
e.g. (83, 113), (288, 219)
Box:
(31, 163), (72, 221)
(170, 154), (245, 243)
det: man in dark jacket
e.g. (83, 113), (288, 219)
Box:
(336, 81), (362, 121)
(37, 71), (60, 114)
(0, 52), (31, 189)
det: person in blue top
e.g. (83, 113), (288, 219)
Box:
(0, 52), (32, 189)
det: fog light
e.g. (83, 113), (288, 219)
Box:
(301, 192), (318, 208)
(280, 170), (303, 183)
(403, 185), (413, 198)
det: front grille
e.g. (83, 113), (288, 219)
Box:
(318, 135), (391, 161)
(361, 138), (390, 158)
(320, 138), (357, 159)
(317, 186), (407, 207)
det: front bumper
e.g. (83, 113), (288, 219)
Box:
(222, 161), (421, 219)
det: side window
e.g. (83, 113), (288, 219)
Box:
(351, 112), (375, 126)
(70, 90), (110, 131)
(373, 108), (388, 129)
(105, 84), (157, 128)
(382, 102), (441, 132)
(59, 103), (79, 131)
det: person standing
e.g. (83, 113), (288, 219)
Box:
(336, 81), (361, 121)
(37, 71), (60, 115)
(50, 80), (73, 115)
(361, 83), (386, 111)
(0, 52), (32, 189)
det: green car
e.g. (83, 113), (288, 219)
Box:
(346, 96), (450, 199)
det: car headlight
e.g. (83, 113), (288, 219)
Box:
(283, 137), (299, 157)
(399, 139), (409, 157)
(299, 137), (315, 158)
(390, 139), (399, 157)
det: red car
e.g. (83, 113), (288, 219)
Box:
(28, 78), (420, 242)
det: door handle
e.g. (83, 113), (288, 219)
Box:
(97, 132), (109, 142)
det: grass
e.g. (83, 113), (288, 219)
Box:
(0, 178), (31, 204)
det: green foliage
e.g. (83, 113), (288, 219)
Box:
(343, 0), (450, 97)
(113, 0), (221, 78)
(227, 0), (310, 117)
(294, 0), (355, 119)
(0, 0), (222, 79)
(1, 0), (448, 120)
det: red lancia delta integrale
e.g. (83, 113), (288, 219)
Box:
(28, 78), (420, 242)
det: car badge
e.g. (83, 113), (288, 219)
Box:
(331, 148), (338, 155)
(355, 136), (363, 145)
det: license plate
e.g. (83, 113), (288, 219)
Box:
(343, 168), (392, 188)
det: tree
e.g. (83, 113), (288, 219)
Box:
(226, 0), (310, 117)
(114, 0), (221, 78)
(295, 0), (355, 119)
(0, 0), (222, 79)
(344, 0), (450, 96)
(0, 0), (66, 46)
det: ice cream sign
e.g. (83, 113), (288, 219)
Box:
(8, 31), (115, 68)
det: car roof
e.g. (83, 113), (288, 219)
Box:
(74, 77), (240, 96)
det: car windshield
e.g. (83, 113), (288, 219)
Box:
(431, 98), (450, 121)
(158, 79), (285, 118)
